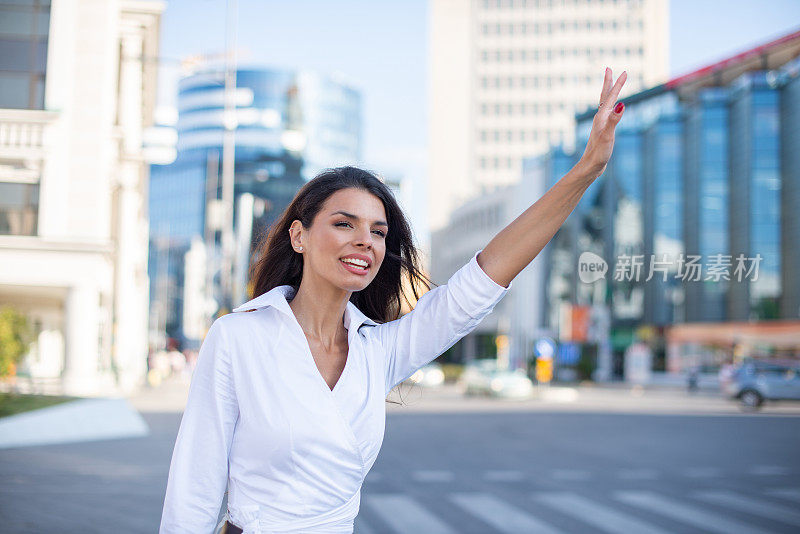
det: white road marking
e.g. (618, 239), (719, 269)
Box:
(614, 490), (775, 534)
(364, 494), (455, 534)
(451, 492), (563, 534)
(694, 489), (800, 527)
(534, 491), (672, 534)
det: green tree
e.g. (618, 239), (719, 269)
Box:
(0, 306), (33, 378)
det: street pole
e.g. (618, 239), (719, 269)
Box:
(220, 0), (238, 311)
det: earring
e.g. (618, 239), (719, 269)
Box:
(297, 246), (303, 252)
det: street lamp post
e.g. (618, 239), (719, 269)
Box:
(220, 0), (238, 311)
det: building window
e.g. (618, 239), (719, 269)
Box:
(0, 0), (51, 109)
(0, 182), (39, 236)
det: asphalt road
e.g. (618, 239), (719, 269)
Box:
(0, 380), (798, 533)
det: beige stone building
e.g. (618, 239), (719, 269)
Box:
(429, 0), (669, 231)
(0, 0), (164, 396)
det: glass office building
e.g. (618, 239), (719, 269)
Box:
(149, 67), (361, 347)
(541, 31), (800, 377)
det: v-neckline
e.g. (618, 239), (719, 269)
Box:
(286, 303), (351, 394)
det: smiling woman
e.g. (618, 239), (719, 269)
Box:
(160, 67), (627, 534)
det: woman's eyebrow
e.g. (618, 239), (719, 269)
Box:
(330, 210), (388, 227)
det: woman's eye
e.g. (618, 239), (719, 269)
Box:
(334, 221), (352, 228)
(372, 230), (386, 237)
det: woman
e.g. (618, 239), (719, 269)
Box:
(159, 68), (627, 534)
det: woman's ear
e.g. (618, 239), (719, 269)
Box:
(288, 220), (303, 252)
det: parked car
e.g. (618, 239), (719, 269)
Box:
(408, 363), (445, 387)
(459, 359), (499, 396)
(458, 359), (534, 399)
(724, 360), (800, 409)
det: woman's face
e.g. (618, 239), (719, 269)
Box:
(291, 188), (388, 293)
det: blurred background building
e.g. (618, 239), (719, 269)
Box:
(0, 0), (164, 395)
(147, 65), (363, 350)
(543, 29), (800, 381)
(430, 0), (668, 364)
(429, 0), (668, 233)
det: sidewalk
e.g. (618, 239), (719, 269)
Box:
(127, 374), (192, 413)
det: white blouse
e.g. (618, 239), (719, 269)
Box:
(159, 249), (511, 534)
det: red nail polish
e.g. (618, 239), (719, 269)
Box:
(614, 102), (624, 113)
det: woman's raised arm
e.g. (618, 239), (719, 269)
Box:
(477, 68), (628, 288)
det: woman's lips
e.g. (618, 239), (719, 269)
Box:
(340, 259), (369, 275)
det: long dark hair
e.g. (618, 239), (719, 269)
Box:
(249, 166), (432, 324)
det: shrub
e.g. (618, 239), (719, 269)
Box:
(0, 306), (33, 379)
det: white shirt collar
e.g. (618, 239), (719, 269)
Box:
(232, 285), (379, 332)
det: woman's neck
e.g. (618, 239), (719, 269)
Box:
(288, 276), (351, 349)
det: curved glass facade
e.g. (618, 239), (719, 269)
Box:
(148, 66), (361, 346)
(543, 46), (800, 376)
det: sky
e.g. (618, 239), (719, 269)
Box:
(155, 0), (800, 249)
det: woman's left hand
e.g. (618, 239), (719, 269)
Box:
(578, 68), (628, 180)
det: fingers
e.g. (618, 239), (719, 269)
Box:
(606, 71), (628, 106)
(600, 67), (612, 104)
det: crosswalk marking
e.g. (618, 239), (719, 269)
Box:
(450, 492), (563, 534)
(694, 489), (800, 527)
(534, 491), (672, 534)
(484, 470), (526, 481)
(360, 488), (798, 534)
(614, 490), (775, 534)
(765, 487), (800, 503)
(412, 470), (455, 482)
(364, 494), (455, 534)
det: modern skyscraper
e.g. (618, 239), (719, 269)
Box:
(428, 0), (669, 232)
(148, 66), (362, 348)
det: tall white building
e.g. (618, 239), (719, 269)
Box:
(429, 0), (669, 231)
(0, 0), (164, 396)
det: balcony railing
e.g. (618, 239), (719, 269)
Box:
(0, 109), (58, 159)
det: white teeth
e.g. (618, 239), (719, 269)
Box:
(341, 258), (368, 269)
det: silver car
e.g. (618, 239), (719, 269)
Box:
(724, 361), (800, 409)
(458, 359), (534, 399)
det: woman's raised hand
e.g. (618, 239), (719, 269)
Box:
(578, 68), (628, 180)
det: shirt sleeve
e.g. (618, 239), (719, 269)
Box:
(159, 318), (239, 534)
(376, 249), (511, 396)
